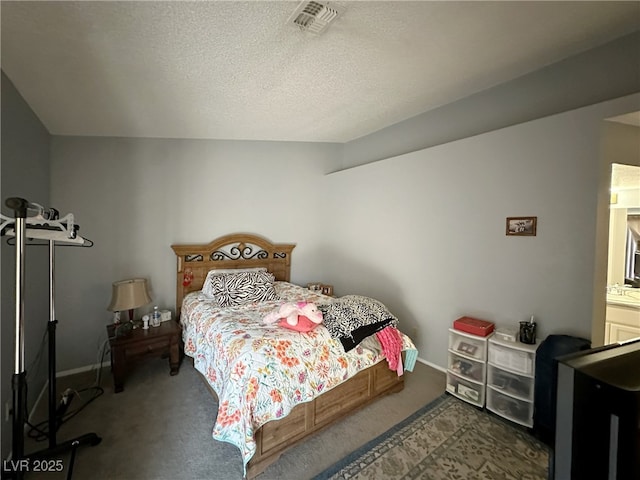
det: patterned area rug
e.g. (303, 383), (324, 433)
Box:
(313, 394), (549, 480)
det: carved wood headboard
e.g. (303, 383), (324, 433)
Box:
(170, 233), (296, 318)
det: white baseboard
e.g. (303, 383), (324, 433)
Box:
(55, 360), (110, 379)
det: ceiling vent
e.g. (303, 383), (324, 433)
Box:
(288, 1), (344, 35)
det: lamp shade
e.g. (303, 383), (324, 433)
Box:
(107, 278), (151, 312)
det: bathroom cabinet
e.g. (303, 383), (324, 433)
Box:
(605, 303), (640, 344)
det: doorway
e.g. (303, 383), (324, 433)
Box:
(597, 104), (640, 348)
(603, 163), (640, 345)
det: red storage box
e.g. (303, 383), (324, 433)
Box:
(453, 316), (495, 337)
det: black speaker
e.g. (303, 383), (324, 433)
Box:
(533, 334), (590, 445)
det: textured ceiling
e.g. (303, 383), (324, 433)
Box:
(611, 163), (640, 193)
(2, 1), (640, 143)
(610, 111), (640, 127)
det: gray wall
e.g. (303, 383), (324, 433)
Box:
(341, 30), (640, 170)
(323, 94), (639, 369)
(1, 72), (51, 459)
(46, 94), (639, 377)
(48, 137), (341, 371)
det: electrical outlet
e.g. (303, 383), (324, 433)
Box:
(5, 402), (11, 422)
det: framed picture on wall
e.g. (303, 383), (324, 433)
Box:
(506, 217), (537, 236)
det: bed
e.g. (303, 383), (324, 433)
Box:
(171, 233), (417, 478)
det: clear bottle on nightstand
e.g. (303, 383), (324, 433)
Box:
(151, 305), (161, 327)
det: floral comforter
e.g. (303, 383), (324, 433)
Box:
(180, 281), (416, 472)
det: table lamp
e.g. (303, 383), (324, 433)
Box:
(107, 278), (151, 324)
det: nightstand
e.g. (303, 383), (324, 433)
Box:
(107, 321), (181, 393)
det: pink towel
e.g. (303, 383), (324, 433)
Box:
(375, 326), (404, 376)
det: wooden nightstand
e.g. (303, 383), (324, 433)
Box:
(107, 321), (182, 393)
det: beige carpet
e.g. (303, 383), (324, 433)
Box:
(314, 394), (549, 480)
(22, 356), (446, 479)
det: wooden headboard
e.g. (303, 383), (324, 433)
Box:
(171, 233), (296, 318)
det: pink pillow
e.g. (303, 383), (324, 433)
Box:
(277, 315), (319, 333)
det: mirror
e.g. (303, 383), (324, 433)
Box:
(608, 164), (640, 287)
(626, 212), (640, 286)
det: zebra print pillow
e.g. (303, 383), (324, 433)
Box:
(202, 267), (267, 299)
(206, 270), (279, 307)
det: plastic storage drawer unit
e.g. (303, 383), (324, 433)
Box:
(448, 351), (486, 383)
(488, 339), (535, 375)
(487, 387), (534, 427)
(448, 329), (489, 362)
(487, 336), (537, 427)
(446, 371), (485, 406)
(487, 364), (533, 401)
(446, 328), (491, 407)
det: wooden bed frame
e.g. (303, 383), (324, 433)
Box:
(171, 233), (405, 478)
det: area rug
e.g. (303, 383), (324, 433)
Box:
(313, 394), (549, 480)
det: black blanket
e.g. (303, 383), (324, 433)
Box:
(319, 295), (398, 351)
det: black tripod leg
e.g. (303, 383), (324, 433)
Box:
(11, 372), (27, 480)
(66, 441), (78, 480)
(26, 432), (101, 480)
(47, 319), (58, 450)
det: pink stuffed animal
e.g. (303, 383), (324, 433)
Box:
(263, 302), (323, 332)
